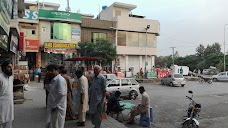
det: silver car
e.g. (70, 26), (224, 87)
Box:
(161, 74), (185, 87)
(106, 78), (140, 100)
(212, 72), (228, 82)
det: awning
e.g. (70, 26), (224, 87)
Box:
(64, 57), (101, 61)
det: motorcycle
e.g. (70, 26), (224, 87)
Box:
(182, 90), (201, 128)
(198, 76), (212, 84)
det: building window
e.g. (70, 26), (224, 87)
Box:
(92, 32), (107, 43)
(117, 31), (126, 46)
(50, 22), (71, 41)
(127, 32), (139, 47)
(32, 30), (35, 34)
(115, 10), (121, 17)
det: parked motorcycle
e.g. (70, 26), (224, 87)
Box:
(182, 90), (201, 128)
(198, 76), (212, 84)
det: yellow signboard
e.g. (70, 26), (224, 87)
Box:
(44, 42), (76, 49)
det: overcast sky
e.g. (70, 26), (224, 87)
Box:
(30, 0), (228, 56)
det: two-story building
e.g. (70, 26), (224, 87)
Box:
(99, 2), (160, 75)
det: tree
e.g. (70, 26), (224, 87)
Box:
(78, 39), (117, 65)
(196, 44), (205, 58)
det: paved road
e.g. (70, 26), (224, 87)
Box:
(121, 81), (228, 128)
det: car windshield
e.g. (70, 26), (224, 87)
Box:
(174, 74), (183, 78)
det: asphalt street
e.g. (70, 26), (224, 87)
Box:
(122, 81), (228, 128)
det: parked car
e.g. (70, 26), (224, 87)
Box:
(106, 78), (140, 100)
(212, 72), (228, 82)
(202, 68), (219, 75)
(161, 74), (185, 87)
(102, 74), (117, 81)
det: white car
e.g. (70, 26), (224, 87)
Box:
(106, 78), (140, 100)
(102, 74), (117, 81)
(161, 74), (185, 87)
(212, 72), (228, 81)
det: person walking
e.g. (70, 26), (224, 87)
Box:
(127, 86), (150, 125)
(45, 64), (67, 128)
(0, 60), (14, 128)
(60, 68), (75, 120)
(89, 65), (106, 128)
(38, 67), (42, 82)
(76, 70), (89, 126)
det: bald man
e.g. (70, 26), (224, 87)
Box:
(89, 65), (106, 128)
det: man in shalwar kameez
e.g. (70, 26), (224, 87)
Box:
(89, 65), (106, 128)
(45, 64), (67, 128)
(0, 60), (14, 128)
(76, 70), (89, 126)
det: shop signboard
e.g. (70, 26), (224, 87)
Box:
(39, 9), (81, 22)
(25, 39), (40, 52)
(0, 0), (13, 24)
(23, 9), (38, 20)
(71, 26), (80, 41)
(0, 34), (8, 51)
(0, 12), (10, 35)
(44, 42), (77, 53)
(10, 35), (18, 53)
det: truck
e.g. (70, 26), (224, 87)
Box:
(170, 65), (189, 76)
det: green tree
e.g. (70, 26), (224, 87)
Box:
(196, 44), (205, 58)
(78, 39), (117, 65)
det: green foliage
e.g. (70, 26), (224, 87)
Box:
(157, 42), (225, 71)
(78, 39), (117, 65)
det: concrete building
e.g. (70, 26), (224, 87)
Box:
(98, 2), (160, 75)
(38, 8), (81, 67)
(18, 1), (60, 69)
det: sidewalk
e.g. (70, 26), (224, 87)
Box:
(13, 82), (127, 128)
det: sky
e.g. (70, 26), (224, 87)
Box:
(29, 0), (228, 56)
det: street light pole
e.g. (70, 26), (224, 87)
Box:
(145, 25), (150, 68)
(224, 24), (228, 71)
(170, 47), (176, 65)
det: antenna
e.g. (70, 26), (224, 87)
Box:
(65, 0), (71, 12)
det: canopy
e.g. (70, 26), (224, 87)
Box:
(64, 57), (101, 61)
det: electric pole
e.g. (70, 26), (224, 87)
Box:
(170, 47), (176, 65)
(66, 0), (71, 12)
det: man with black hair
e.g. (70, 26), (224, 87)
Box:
(0, 60), (14, 128)
(45, 64), (67, 128)
(127, 86), (150, 124)
(107, 91), (124, 114)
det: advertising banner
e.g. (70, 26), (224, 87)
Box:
(71, 26), (80, 41)
(0, 34), (8, 51)
(25, 39), (40, 52)
(0, 12), (10, 35)
(157, 71), (169, 78)
(23, 9), (38, 20)
(10, 35), (18, 53)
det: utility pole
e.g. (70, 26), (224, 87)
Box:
(224, 24), (228, 71)
(65, 0), (71, 12)
(170, 47), (176, 65)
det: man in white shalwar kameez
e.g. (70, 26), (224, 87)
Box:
(46, 64), (67, 128)
(76, 70), (89, 126)
(0, 60), (14, 128)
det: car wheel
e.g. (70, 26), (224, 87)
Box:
(170, 82), (174, 87)
(129, 90), (138, 100)
(213, 78), (218, 82)
(181, 84), (185, 87)
(161, 80), (164, 85)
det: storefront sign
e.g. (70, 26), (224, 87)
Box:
(0, 0), (13, 24)
(23, 9), (38, 20)
(19, 32), (24, 51)
(71, 26), (80, 41)
(39, 9), (81, 22)
(44, 42), (77, 53)
(0, 34), (8, 51)
(0, 12), (10, 35)
(10, 35), (18, 53)
(25, 39), (40, 52)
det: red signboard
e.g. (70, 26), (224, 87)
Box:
(25, 39), (40, 52)
(157, 71), (169, 78)
(19, 32), (24, 51)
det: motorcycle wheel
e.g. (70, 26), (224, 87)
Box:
(182, 120), (198, 128)
(198, 79), (203, 84)
(208, 80), (212, 84)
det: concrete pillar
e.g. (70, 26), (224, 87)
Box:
(152, 55), (155, 67)
(125, 55), (128, 72)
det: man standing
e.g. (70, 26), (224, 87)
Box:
(46, 64), (67, 128)
(76, 70), (89, 126)
(127, 86), (150, 124)
(0, 60), (14, 128)
(89, 65), (106, 128)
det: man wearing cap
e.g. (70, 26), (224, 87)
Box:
(0, 60), (14, 128)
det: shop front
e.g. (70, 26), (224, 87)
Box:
(41, 42), (77, 66)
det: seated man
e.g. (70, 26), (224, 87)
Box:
(127, 86), (150, 124)
(107, 91), (124, 114)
